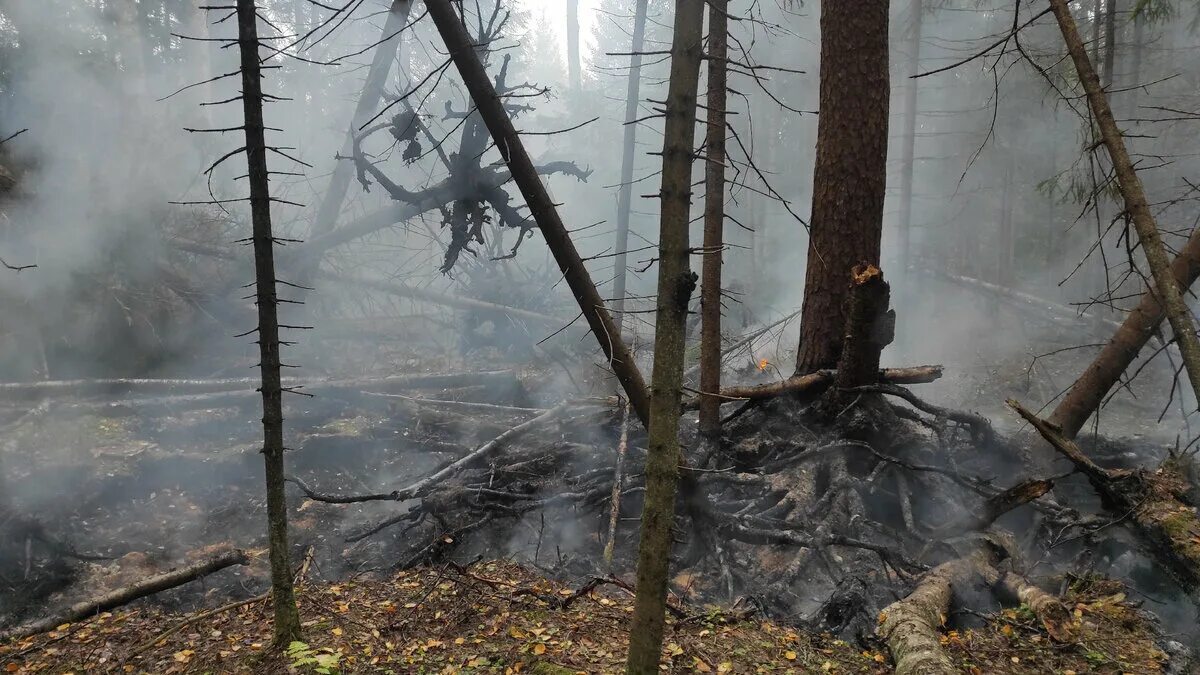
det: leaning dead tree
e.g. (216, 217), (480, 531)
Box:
(1047, 0), (1200, 421)
(234, 0), (302, 644)
(626, 0), (705, 671)
(420, 0), (651, 426)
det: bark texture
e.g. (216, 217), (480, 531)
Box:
(423, 0), (652, 428)
(1049, 0), (1200, 422)
(878, 546), (1001, 675)
(832, 264), (894, 397)
(236, 0), (302, 644)
(987, 569), (1077, 643)
(698, 0), (729, 438)
(795, 0), (890, 374)
(625, 0), (705, 671)
(612, 0), (650, 332)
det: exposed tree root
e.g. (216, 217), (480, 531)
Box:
(877, 542), (1004, 675)
(684, 365), (943, 409)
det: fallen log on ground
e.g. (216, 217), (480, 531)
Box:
(684, 365), (943, 409)
(877, 543), (1004, 675)
(0, 370), (519, 402)
(1010, 399), (1200, 603)
(0, 549), (249, 641)
(984, 567), (1076, 643)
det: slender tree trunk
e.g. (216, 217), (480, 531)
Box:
(1103, 0), (1117, 86)
(624, 1), (704, 671)
(612, 0), (650, 333)
(423, 0), (652, 428)
(235, 0), (302, 645)
(795, 0), (891, 375)
(299, 0), (413, 287)
(896, 0), (922, 278)
(698, 0), (729, 439)
(567, 0), (582, 91)
(1048, 0), (1200, 426)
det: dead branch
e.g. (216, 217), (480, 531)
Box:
(984, 568), (1077, 643)
(929, 479), (1054, 539)
(1009, 399), (1200, 602)
(0, 549), (249, 641)
(685, 365), (943, 409)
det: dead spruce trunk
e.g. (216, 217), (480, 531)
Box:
(1049, 0), (1200, 419)
(625, 0), (704, 672)
(423, 0), (651, 428)
(235, 0), (302, 644)
(698, 0), (730, 439)
(611, 0), (650, 332)
(830, 264), (894, 402)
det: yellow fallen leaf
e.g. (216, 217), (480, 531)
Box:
(532, 643), (546, 655)
(874, 653), (886, 663)
(332, 627), (344, 636)
(56, 624), (71, 631)
(693, 657), (712, 672)
(667, 643), (684, 656)
(510, 626), (527, 639)
(455, 637), (466, 645)
(718, 663), (733, 673)
(785, 650), (797, 660)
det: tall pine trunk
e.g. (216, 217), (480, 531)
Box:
(698, 0), (729, 438)
(624, 0), (705, 671)
(795, 0), (891, 375)
(235, 0), (302, 645)
(612, 0), (650, 332)
(896, 0), (922, 278)
(567, 0), (582, 91)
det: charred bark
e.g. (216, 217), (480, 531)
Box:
(611, 0), (650, 333)
(235, 0), (302, 644)
(698, 0), (730, 439)
(795, 0), (890, 374)
(1049, 0), (1200, 423)
(625, 0), (704, 671)
(423, 0), (651, 428)
(831, 264), (894, 400)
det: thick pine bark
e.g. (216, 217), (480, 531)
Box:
(698, 0), (729, 438)
(612, 0), (650, 332)
(235, 0), (302, 645)
(422, 0), (652, 428)
(896, 0), (922, 277)
(624, 1), (704, 672)
(1049, 0), (1200, 425)
(298, 0), (413, 289)
(795, 0), (890, 375)
(567, 0), (582, 91)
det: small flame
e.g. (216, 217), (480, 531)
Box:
(758, 358), (770, 372)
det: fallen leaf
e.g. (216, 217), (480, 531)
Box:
(785, 650), (797, 660)
(331, 627), (343, 636)
(532, 643), (546, 656)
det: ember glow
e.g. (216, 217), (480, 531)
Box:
(758, 358), (769, 371)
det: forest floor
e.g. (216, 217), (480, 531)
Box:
(0, 560), (1174, 674)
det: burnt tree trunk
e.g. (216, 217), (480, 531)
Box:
(422, 0), (652, 428)
(235, 0), (302, 644)
(624, 0), (704, 671)
(1049, 0), (1200, 426)
(299, 0), (413, 289)
(612, 0), (650, 333)
(567, 0), (582, 91)
(795, 0), (890, 375)
(831, 264), (894, 399)
(698, 0), (730, 439)
(896, 0), (923, 277)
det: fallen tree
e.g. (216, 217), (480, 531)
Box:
(0, 549), (249, 641)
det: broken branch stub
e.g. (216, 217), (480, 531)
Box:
(423, 0), (650, 429)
